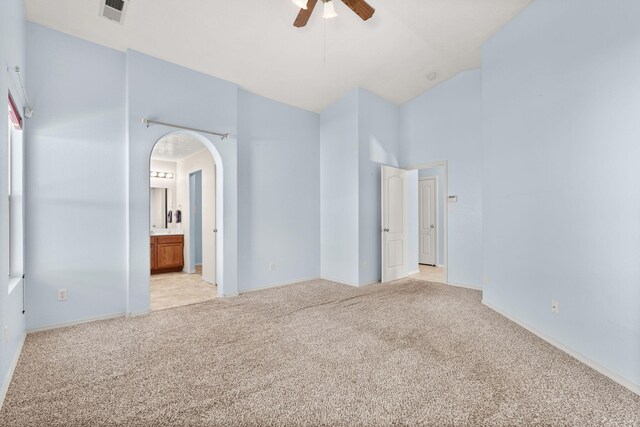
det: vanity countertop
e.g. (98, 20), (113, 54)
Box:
(150, 228), (184, 236)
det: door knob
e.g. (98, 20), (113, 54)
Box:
(430, 225), (435, 229)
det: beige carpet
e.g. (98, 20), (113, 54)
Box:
(1, 279), (638, 426)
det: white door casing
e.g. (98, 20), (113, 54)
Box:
(419, 178), (437, 265)
(381, 165), (408, 283)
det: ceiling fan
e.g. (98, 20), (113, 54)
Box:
(291, 0), (375, 28)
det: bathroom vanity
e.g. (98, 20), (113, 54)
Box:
(150, 232), (184, 274)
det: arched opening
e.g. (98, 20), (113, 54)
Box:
(147, 131), (224, 310)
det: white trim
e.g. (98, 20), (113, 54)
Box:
(447, 281), (482, 291)
(239, 276), (322, 294)
(127, 309), (150, 317)
(407, 269), (420, 275)
(436, 264), (445, 268)
(320, 275), (379, 288)
(27, 312), (126, 333)
(356, 280), (380, 287)
(320, 275), (359, 287)
(0, 332), (26, 410)
(483, 300), (640, 397)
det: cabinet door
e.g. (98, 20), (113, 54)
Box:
(150, 241), (157, 270)
(157, 242), (184, 269)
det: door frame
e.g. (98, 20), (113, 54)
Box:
(188, 169), (203, 274)
(403, 161), (449, 285)
(418, 176), (438, 267)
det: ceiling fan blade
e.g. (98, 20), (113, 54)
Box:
(341, 0), (375, 21)
(293, 0), (318, 28)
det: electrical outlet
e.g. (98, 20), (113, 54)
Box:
(483, 275), (489, 286)
(3, 326), (8, 344)
(269, 262), (275, 272)
(551, 300), (560, 314)
(58, 288), (68, 301)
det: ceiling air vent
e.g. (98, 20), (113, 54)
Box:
(99, 0), (129, 24)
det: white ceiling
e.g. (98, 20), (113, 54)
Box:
(24, 0), (532, 112)
(151, 133), (206, 162)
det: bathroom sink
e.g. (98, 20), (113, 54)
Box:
(150, 228), (184, 236)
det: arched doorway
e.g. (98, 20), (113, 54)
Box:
(127, 121), (237, 315)
(147, 131), (224, 310)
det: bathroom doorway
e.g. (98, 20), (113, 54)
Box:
(148, 132), (217, 311)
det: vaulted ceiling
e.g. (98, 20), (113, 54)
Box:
(24, 0), (531, 112)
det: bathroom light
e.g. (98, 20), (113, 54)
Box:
(150, 171), (174, 179)
(292, 0), (308, 9)
(323, 0), (337, 19)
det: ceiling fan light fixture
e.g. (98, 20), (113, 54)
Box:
(292, 0), (309, 9)
(322, 0), (338, 19)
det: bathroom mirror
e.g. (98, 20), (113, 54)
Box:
(150, 187), (173, 229)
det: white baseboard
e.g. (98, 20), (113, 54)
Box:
(437, 264), (445, 268)
(0, 332), (26, 410)
(483, 299), (640, 397)
(27, 312), (126, 333)
(357, 280), (379, 287)
(407, 269), (420, 275)
(239, 276), (322, 295)
(220, 292), (239, 298)
(127, 309), (149, 318)
(320, 276), (380, 288)
(320, 275), (360, 287)
(447, 281), (482, 291)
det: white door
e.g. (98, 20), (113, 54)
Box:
(419, 178), (437, 266)
(381, 165), (408, 283)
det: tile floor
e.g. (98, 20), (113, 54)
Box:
(410, 264), (446, 283)
(150, 266), (217, 311)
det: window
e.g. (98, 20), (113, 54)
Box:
(8, 92), (24, 294)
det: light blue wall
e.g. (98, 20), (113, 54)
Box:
(418, 168), (445, 266)
(357, 89), (400, 285)
(320, 90), (359, 285)
(400, 71), (483, 288)
(237, 90), (320, 292)
(25, 24), (127, 330)
(126, 49), (239, 306)
(482, 0), (640, 389)
(0, 0), (26, 398)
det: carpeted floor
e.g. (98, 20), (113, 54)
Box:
(1, 278), (638, 426)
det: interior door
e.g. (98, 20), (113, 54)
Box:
(419, 178), (437, 265)
(381, 165), (408, 282)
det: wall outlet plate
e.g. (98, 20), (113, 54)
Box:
(269, 262), (275, 272)
(551, 299), (560, 314)
(58, 288), (68, 301)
